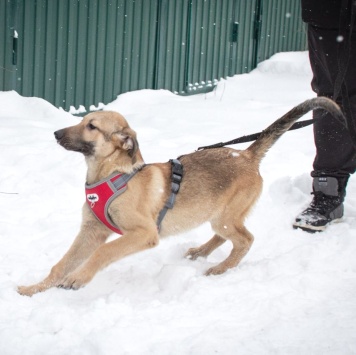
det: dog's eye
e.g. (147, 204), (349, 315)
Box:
(87, 123), (96, 130)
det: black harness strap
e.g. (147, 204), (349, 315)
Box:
(111, 168), (143, 190)
(156, 159), (183, 230)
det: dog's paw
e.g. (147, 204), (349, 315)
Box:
(205, 265), (227, 276)
(17, 285), (38, 297)
(185, 247), (207, 260)
(58, 270), (93, 290)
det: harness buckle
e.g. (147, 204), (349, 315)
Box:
(171, 182), (180, 194)
(170, 159), (183, 194)
(156, 159), (184, 230)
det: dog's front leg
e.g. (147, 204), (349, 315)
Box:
(18, 214), (111, 297)
(59, 226), (159, 290)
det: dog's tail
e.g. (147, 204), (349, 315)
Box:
(247, 97), (345, 161)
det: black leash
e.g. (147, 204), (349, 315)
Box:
(197, 118), (314, 151)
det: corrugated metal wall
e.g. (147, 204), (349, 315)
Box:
(155, 0), (189, 94)
(0, 0), (17, 91)
(184, 0), (235, 93)
(0, 0), (306, 111)
(257, 0), (307, 63)
(11, 0), (160, 109)
(156, 0), (262, 95)
(231, 0), (260, 74)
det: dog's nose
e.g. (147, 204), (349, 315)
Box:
(54, 129), (65, 140)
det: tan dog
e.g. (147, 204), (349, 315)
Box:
(18, 98), (343, 296)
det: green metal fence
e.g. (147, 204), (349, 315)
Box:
(0, 0), (306, 111)
(1, 0), (17, 92)
(257, 0), (306, 64)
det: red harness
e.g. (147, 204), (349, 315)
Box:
(85, 171), (138, 234)
(85, 160), (183, 235)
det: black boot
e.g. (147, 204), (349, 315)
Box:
(293, 176), (348, 232)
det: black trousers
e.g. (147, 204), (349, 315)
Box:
(308, 24), (356, 178)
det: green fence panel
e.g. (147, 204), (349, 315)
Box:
(155, 0), (189, 94)
(230, 0), (259, 74)
(184, 0), (235, 94)
(0, 0), (8, 90)
(0, 0), (17, 91)
(11, 0), (159, 110)
(257, 0), (307, 64)
(1, 0), (306, 110)
(118, 0), (159, 94)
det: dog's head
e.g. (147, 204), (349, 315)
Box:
(54, 111), (140, 162)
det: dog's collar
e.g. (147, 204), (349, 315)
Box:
(85, 167), (144, 234)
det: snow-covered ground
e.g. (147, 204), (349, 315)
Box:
(1, 52), (355, 355)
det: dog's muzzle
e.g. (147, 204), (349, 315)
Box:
(53, 129), (95, 156)
(54, 129), (65, 141)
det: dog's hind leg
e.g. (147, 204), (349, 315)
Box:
(205, 224), (254, 276)
(185, 234), (226, 260)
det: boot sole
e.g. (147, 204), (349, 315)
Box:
(293, 218), (343, 233)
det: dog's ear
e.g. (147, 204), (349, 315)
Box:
(114, 127), (138, 157)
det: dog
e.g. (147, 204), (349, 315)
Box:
(18, 97), (343, 296)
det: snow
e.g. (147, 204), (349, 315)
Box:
(1, 52), (356, 355)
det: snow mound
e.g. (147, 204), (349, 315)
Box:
(257, 52), (312, 76)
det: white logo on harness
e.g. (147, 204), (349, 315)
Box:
(87, 193), (99, 208)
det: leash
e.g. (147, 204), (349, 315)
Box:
(197, 118), (314, 151)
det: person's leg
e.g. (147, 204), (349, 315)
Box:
(308, 26), (356, 176)
(294, 25), (356, 232)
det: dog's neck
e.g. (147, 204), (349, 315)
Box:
(85, 150), (145, 184)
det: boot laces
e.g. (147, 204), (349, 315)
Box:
(308, 191), (342, 215)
